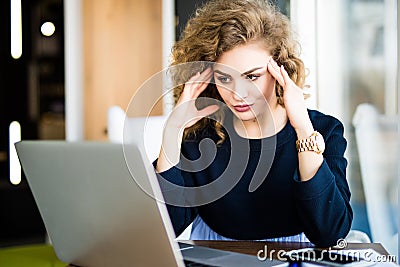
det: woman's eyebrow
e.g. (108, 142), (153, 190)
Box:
(213, 69), (230, 76)
(214, 66), (264, 76)
(241, 66), (264, 76)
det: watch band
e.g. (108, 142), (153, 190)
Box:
(296, 131), (325, 154)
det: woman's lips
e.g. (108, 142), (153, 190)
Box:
(233, 104), (252, 112)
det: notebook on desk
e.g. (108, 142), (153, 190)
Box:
(15, 141), (286, 267)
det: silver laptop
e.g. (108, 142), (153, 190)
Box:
(15, 141), (287, 267)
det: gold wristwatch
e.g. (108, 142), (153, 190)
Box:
(296, 131), (325, 154)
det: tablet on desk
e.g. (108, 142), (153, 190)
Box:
(284, 248), (375, 267)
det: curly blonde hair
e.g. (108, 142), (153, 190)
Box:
(171, 0), (305, 142)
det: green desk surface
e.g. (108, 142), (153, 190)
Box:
(0, 244), (66, 267)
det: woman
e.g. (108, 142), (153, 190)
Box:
(155, 0), (352, 247)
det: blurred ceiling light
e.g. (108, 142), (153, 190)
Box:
(11, 0), (22, 59)
(9, 121), (21, 185)
(41, 21), (56, 37)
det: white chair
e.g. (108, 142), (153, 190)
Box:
(107, 105), (167, 162)
(345, 229), (371, 243)
(107, 106), (192, 240)
(352, 103), (398, 256)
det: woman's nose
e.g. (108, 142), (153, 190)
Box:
(232, 81), (249, 101)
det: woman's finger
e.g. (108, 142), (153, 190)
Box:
(186, 71), (201, 84)
(186, 68), (212, 86)
(195, 67), (213, 83)
(192, 71), (213, 98)
(183, 68), (213, 100)
(186, 67), (212, 86)
(267, 61), (285, 86)
(280, 65), (292, 86)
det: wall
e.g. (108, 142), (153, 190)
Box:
(82, 0), (163, 140)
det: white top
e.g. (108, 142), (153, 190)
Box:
(190, 215), (310, 242)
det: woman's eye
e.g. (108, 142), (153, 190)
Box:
(217, 76), (232, 83)
(246, 74), (260, 81)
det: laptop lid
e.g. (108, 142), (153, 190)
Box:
(15, 141), (184, 267)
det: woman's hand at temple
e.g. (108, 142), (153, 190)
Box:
(156, 68), (219, 172)
(169, 68), (219, 129)
(267, 58), (323, 181)
(267, 58), (313, 139)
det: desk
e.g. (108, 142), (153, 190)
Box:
(66, 241), (391, 266)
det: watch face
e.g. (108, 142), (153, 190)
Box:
(316, 133), (325, 153)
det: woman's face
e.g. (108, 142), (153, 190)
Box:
(213, 41), (276, 122)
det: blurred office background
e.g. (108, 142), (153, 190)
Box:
(0, 0), (398, 257)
